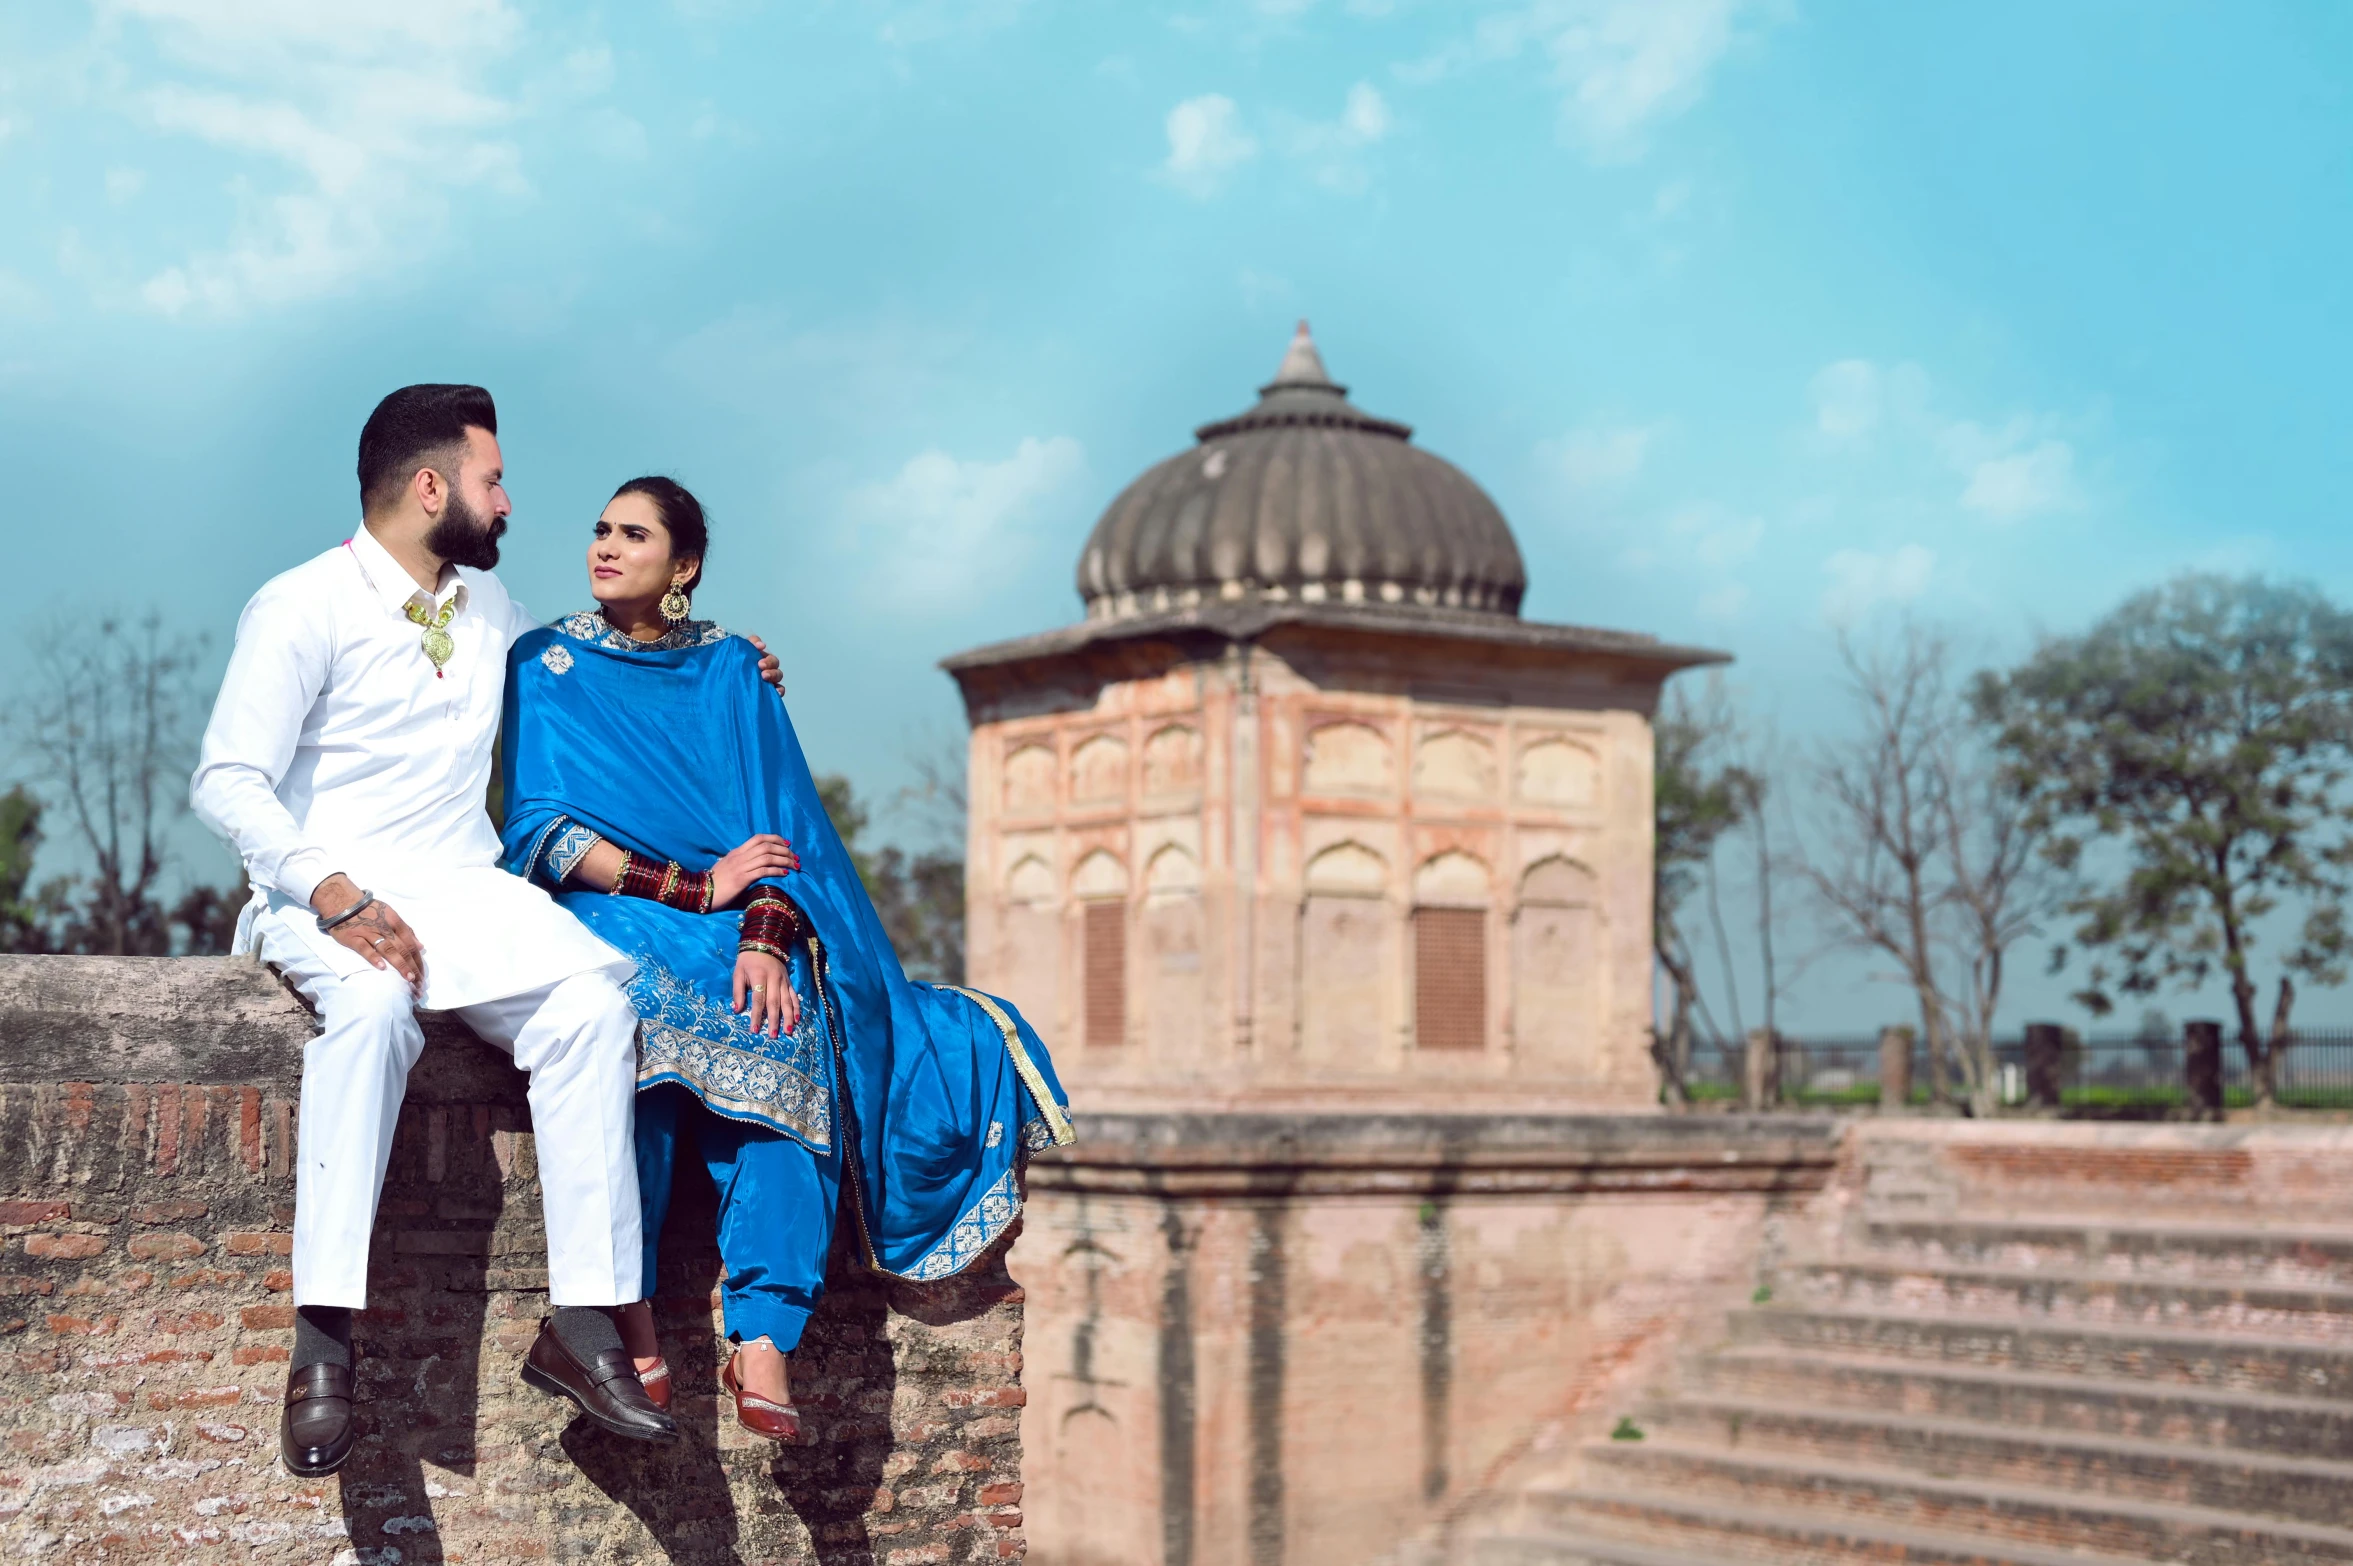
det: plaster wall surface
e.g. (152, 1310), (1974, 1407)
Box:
(0, 956), (1029, 1566)
(962, 639), (1662, 1113)
(1009, 1113), (1839, 1566)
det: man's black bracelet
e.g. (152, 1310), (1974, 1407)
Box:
(316, 892), (377, 933)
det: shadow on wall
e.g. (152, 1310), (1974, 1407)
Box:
(339, 1101), (1015, 1565)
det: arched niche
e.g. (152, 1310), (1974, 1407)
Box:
(1412, 850), (1491, 909)
(1070, 733), (1129, 804)
(1005, 855), (1056, 907)
(1519, 855), (1597, 907)
(1144, 843), (1201, 898)
(1514, 855), (1602, 1073)
(1303, 721), (1394, 797)
(1071, 848), (1130, 901)
(1517, 736), (1600, 809)
(1142, 725), (1203, 796)
(1303, 840), (1389, 898)
(1413, 730), (1497, 801)
(1004, 744), (1057, 813)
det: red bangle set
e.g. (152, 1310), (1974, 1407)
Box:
(739, 892), (803, 958)
(612, 850), (715, 914)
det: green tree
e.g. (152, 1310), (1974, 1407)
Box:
(1973, 575), (2353, 1108)
(1653, 678), (1760, 1104)
(0, 785), (58, 953)
(817, 773), (965, 985)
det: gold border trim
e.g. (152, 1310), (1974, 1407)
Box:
(946, 984), (1076, 1148)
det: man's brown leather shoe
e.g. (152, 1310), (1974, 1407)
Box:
(519, 1318), (679, 1443)
(280, 1361), (357, 1477)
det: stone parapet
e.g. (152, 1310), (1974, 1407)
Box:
(0, 956), (1028, 1565)
(1032, 1111), (1840, 1197)
(1014, 1111), (1838, 1566)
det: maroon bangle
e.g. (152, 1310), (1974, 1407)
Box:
(612, 851), (715, 914)
(740, 892), (804, 953)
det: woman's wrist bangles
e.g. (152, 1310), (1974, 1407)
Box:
(738, 890), (804, 959)
(609, 850), (715, 914)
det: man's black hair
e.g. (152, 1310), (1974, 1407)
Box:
(357, 384), (498, 513)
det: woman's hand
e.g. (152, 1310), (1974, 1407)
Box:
(733, 949), (798, 1038)
(709, 834), (801, 908)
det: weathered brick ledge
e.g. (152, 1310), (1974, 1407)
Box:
(1030, 1111), (1842, 1198)
(0, 956), (1028, 1566)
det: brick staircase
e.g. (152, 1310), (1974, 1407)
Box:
(1452, 1202), (2353, 1564)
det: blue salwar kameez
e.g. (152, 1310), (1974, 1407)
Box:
(496, 612), (1073, 1353)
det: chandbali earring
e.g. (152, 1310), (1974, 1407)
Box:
(659, 578), (691, 624)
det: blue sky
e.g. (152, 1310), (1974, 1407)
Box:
(2, 1), (2349, 1031)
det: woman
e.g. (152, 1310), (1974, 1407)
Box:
(497, 476), (1074, 1440)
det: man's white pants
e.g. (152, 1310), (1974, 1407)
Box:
(262, 925), (644, 1310)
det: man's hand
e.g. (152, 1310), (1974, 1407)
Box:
(746, 634), (785, 695)
(311, 873), (425, 989)
(733, 950), (798, 1038)
(710, 834), (801, 909)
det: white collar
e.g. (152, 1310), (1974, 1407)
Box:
(347, 524), (467, 619)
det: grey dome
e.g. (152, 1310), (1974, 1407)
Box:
(1076, 324), (1527, 621)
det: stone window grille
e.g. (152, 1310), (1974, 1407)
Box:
(1413, 907), (1486, 1051)
(1084, 900), (1127, 1047)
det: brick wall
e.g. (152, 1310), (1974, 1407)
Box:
(1012, 1112), (1841, 1566)
(0, 956), (1028, 1565)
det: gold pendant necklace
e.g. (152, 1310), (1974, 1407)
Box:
(405, 597), (458, 678)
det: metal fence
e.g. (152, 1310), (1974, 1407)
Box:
(1681, 1028), (2353, 1111)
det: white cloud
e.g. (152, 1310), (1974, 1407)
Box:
(1538, 421), (1657, 488)
(1811, 359), (1881, 441)
(1941, 420), (2078, 523)
(84, 0), (618, 315)
(874, 0), (1034, 47)
(1401, 0), (1767, 162)
(844, 436), (1087, 606)
(1239, 266), (1293, 310)
(1617, 502), (1760, 573)
(1820, 544), (1934, 627)
(1162, 94), (1257, 197)
(1281, 81), (1391, 193)
(1807, 360), (2084, 525)
(104, 167), (146, 204)
(1696, 582), (1748, 622)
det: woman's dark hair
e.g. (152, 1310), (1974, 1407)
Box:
(358, 384), (497, 512)
(611, 475), (709, 595)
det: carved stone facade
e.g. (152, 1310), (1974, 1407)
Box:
(945, 328), (1722, 1113)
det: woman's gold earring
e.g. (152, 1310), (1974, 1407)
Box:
(660, 580), (691, 624)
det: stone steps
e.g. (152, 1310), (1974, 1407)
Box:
(1734, 1304), (2353, 1397)
(1861, 1217), (2353, 1285)
(1577, 1440), (2353, 1564)
(1447, 1202), (2353, 1566)
(1502, 1485), (2161, 1566)
(1461, 1532), (1721, 1566)
(1700, 1345), (2353, 1458)
(1644, 1393), (2353, 1527)
(1793, 1255), (2353, 1337)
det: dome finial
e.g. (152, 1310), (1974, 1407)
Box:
(1270, 319), (1336, 389)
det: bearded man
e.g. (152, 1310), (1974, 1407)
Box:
(192, 384), (782, 1476)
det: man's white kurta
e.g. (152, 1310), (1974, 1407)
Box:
(193, 525), (629, 1007)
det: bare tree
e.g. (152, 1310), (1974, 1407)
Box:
(1653, 676), (1759, 1104)
(1799, 624), (2051, 1116)
(15, 613), (210, 955)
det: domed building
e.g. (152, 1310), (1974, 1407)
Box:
(944, 324), (1723, 1111)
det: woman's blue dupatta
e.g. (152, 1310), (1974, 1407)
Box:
(498, 614), (1074, 1283)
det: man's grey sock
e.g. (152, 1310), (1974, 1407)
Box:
(551, 1305), (624, 1361)
(293, 1305), (353, 1372)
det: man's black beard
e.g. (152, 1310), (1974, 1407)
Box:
(424, 490), (506, 570)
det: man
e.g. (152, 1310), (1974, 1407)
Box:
(192, 384), (783, 1477)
